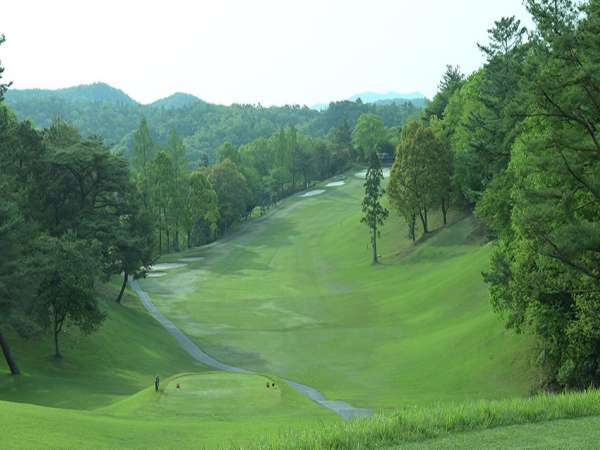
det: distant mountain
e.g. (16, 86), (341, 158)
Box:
(311, 91), (428, 111)
(5, 82), (136, 106)
(148, 92), (203, 110)
(348, 91), (426, 103)
(3, 82), (425, 165)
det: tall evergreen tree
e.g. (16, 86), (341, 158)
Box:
(361, 152), (389, 264)
(131, 117), (155, 208)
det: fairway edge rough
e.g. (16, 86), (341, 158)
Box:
(130, 278), (372, 420)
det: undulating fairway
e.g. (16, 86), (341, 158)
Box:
(140, 171), (534, 411)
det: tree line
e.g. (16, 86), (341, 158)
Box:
(366, 0), (600, 391)
(5, 83), (423, 167)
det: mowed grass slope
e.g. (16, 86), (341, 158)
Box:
(142, 171), (534, 411)
(0, 372), (334, 449)
(0, 284), (335, 449)
(0, 284), (198, 409)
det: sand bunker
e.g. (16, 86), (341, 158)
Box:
(354, 168), (390, 179)
(150, 263), (187, 271)
(147, 272), (166, 278)
(178, 257), (204, 262)
(325, 181), (345, 187)
(300, 189), (325, 198)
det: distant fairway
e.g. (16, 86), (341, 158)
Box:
(141, 171), (534, 411)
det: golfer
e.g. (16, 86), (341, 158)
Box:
(155, 375), (160, 392)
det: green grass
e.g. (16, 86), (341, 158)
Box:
(0, 372), (334, 449)
(0, 284), (335, 449)
(0, 283), (199, 409)
(141, 172), (534, 411)
(249, 390), (600, 449)
(408, 416), (600, 449)
(0, 169), (549, 448)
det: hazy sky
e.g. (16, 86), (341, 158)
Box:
(1, 1), (530, 106)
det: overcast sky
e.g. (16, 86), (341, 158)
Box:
(1, 0), (531, 106)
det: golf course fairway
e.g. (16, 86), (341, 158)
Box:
(0, 170), (545, 448)
(140, 171), (534, 410)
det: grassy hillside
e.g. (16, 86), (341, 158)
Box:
(0, 283), (335, 449)
(140, 170), (534, 411)
(0, 283), (199, 408)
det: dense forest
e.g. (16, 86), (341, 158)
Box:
(5, 84), (424, 165)
(386, 0), (600, 390)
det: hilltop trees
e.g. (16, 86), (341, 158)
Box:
(352, 113), (386, 160)
(361, 152), (389, 264)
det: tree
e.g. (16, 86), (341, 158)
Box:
(182, 170), (219, 248)
(34, 235), (104, 359)
(0, 193), (24, 374)
(209, 159), (250, 232)
(106, 194), (155, 304)
(388, 121), (440, 236)
(430, 117), (453, 225)
(0, 35), (10, 101)
(216, 141), (240, 164)
(361, 152), (388, 264)
(166, 130), (188, 250)
(484, 0), (600, 389)
(352, 113), (386, 160)
(149, 150), (174, 254)
(131, 117), (155, 208)
(423, 65), (464, 123)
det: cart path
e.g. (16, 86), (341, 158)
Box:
(130, 278), (372, 420)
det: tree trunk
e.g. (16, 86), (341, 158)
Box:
(54, 328), (61, 359)
(0, 330), (20, 375)
(158, 226), (162, 256)
(116, 269), (128, 304)
(187, 230), (192, 249)
(441, 198), (448, 225)
(409, 213), (416, 243)
(419, 209), (429, 234)
(372, 225), (378, 264)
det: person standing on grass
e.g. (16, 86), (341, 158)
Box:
(155, 375), (160, 392)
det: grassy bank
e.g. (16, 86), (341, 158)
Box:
(250, 390), (600, 449)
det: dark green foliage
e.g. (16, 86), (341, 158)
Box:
(483, 0), (600, 389)
(209, 159), (251, 232)
(5, 86), (423, 165)
(34, 235), (104, 358)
